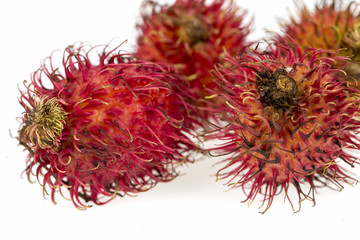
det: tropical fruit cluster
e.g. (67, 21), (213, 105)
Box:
(17, 0), (360, 212)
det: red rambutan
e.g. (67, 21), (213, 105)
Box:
(203, 38), (360, 213)
(135, 0), (251, 108)
(280, 0), (360, 80)
(18, 44), (200, 209)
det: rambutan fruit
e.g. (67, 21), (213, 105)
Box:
(18, 44), (201, 209)
(135, 0), (251, 109)
(203, 38), (360, 213)
(280, 0), (360, 81)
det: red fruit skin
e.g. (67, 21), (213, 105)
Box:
(280, 1), (360, 83)
(204, 38), (360, 212)
(280, 1), (360, 61)
(18, 45), (201, 209)
(136, 0), (251, 107)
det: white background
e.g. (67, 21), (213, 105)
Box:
(1, 0), (359, 239)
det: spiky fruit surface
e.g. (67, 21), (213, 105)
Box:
(18, 45), (200, 209)
(204, 39), (360, 212)
(280, 0), (360, 80)
(136, 0), (251, 106)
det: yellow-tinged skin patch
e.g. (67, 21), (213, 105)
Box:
(19, 96), (66, 150)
